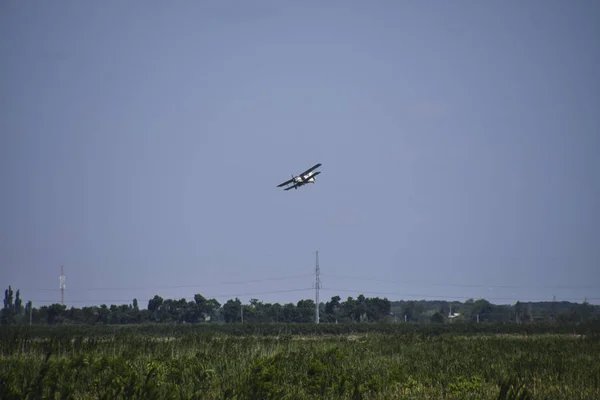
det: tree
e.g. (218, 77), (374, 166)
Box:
(1, 286), (15, 324)
(324, 296), (341, 322)
(282, 302), (297, 322)
(469, 299), (493, 322)
(431, 312), (445, 324)
(204, 298), (221, 322)
(148, 295), (163, 321)
(356, 294), (368, 322)
(3, 286), (13, 310)
(25, 301), (32, 321)
(402, 301), (416, 322)
(47, 303), (67, 324)
(325, 296), (340, 314)
(515, 301), (523, 324)
(222, 298), (242, 323)
(270, 302), (283, 322)
(365, 297), (391, 322)
(341, 297), (358, 322)
(579, 300), (593, 322)
(14, 289), (23, 316)
(296, 299), (315, 323)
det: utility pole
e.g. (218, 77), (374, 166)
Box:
(29, 301), (32, 325)
(314, 250), (321, 324)
(59, 265), (65, 305)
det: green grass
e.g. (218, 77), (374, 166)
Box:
(1, 323), (599, 399)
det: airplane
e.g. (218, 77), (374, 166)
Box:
(277, 163), (322, 191)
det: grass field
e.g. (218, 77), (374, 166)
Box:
(1, 323), (599, 399)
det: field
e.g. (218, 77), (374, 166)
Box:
(1, 323), (599, 399)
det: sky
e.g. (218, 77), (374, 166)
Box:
(1, 1), (599, 309)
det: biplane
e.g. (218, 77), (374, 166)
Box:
(277, 163), (322, 191)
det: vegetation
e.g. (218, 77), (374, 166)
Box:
(1, 323), (599, 399)
(2, 285), (598, 326)
(2, 285), (599, 398)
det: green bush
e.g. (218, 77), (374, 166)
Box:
(0, 324), (598, 399)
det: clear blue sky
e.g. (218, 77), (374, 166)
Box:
(1, 1), (599, 308)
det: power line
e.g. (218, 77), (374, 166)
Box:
(29, 287), (314, 305)
(321, 273), (600, 290)
(33, 274), (313, 292)
(32, 286), (600, 305)
(25, 286), (599, 306)
(30, 271), (595, 296)
(320, 287), (600, 303)
(19, 268), (599, 307)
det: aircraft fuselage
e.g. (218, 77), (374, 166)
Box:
(295, 172), (317, 184)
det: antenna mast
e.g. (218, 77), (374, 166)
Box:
(314, 250), (320, 324)
(59, 265), (65, 305)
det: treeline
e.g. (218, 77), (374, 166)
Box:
(1, 286), (392, 325)
(390, 298), (599, 324)
(1, 285), (598, 326)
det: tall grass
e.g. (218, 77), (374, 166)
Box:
(0, 323), (598, 399)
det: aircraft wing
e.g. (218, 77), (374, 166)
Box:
(277, 178), (295, 187)
(284, 183), (299, 191)
(299, 163), (322, 177)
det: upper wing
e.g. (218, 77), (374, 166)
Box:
(277, 177), (295, 187)
(299, 163), (322, 177)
